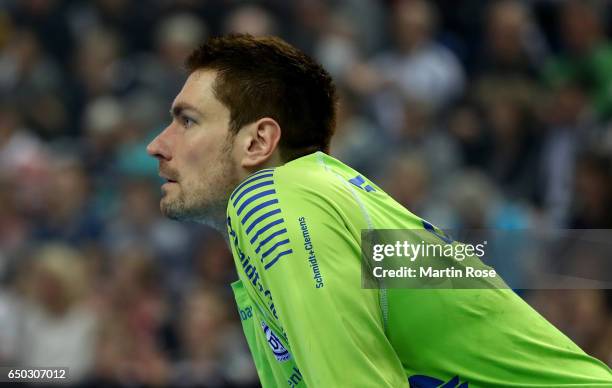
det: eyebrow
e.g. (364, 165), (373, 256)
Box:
(170, 102), (202, 118)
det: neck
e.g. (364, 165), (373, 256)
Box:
(195, 199), (230, 242)
(211, 153), (286, 242)
(237, 155), (284, 183)
(204, 212), (228, 236)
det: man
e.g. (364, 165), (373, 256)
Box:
(147, 35), (612, 387)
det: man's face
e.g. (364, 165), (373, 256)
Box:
(147, 69), (239, 224)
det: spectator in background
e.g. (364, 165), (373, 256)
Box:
(144, 12), (207, 103)
(0, 101), (50, 216)
(15, 244), (97, 382)
(173, 287), (256, 386)
(537, 82), (591, 227)
(348, 0), (464, 135)
(72, 26), (122, 99)
(81, 95), (124, 175)
(190, 232), (237, 290)
(103, 178), (190, 266)
(113, 91), (166, 178)
(329, 89), (388, 177)
(0, 27), (67, 138)
(33, 156), (103, 245)
(473, 0), (545, 133)
(11, 0), (73, 64)
(445, 169), (532, 230)
(392, 97), (460, 179)
(382, 0), (464, 110)
(67, 26), (126, 137)
(569, 152), (612, 228)
(291, 0), (331, 55)
(446, 100), (491, 169)
(544, 0), (612, 121)
(479, 93), (541, 200)
(313, 9), (360, 81)
(380, 154), (431, 217)
(75, 0), (155, 53)
(92, 251), (171, 386)
(223, 4), (277, 37)
(312, 0), (384, 81)
(475, 0), (547, 79)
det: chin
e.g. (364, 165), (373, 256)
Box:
(160, 198), (183, 220)
(160, 198), (203, 223)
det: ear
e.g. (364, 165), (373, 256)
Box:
(240, 117), (282, 168)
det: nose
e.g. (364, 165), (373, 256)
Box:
(147, 126), (172, 161)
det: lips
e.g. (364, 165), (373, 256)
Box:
(159, 176), (179, 190)
(159, 170), (178, 183)
(161, 179), (177, 190)
(160, 175), (177, 183)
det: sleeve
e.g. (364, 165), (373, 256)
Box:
(233, 173), (408, 387)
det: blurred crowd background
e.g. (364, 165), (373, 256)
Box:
(0, 0), (611, 386)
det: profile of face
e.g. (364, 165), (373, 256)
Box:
(146, 70), (239, 224)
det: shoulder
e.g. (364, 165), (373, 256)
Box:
(227, 152), (373, 227)
(277, 151), (331, 182)
(225, 162), (324, 241)
(232, 153), (343, 205)
(273, 152), (366, 195)
(227, 153), (353, 234)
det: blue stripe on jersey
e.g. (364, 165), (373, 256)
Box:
(264, 249), (293, 270)
(250, 219), (284, 245)
(261, 239), (290, 259)
(232, 180), (273, 208)
(255, 228), (287, 254)
(237, 189), (276, 216)
(229, 170), (274, 201)
(246, 208), (282, 235)
(241, 199), (279, 225)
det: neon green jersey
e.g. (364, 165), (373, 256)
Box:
(226, 152), (612, 387)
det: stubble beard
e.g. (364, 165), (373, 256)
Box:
(161, 137), (238, 231)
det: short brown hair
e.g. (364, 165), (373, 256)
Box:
(186, 34), (338, 161)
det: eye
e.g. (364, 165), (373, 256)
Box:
(180, 115), (196, 129)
